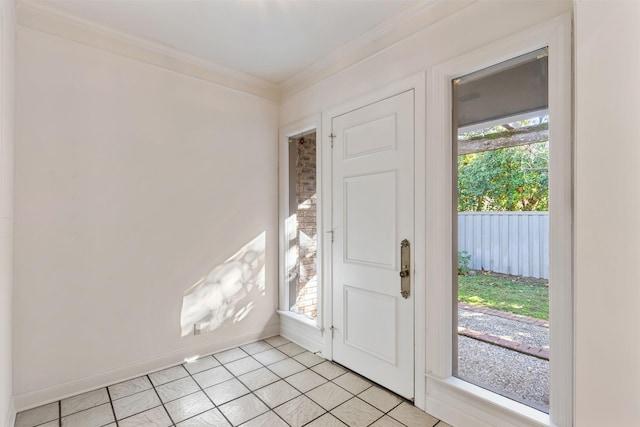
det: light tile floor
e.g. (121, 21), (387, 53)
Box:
(14, 336), (452, 427)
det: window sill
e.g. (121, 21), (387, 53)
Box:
(277, 310), (325, 354)
(426, 374), (550, 427)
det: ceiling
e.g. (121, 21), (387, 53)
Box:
(35, 0), (422, 84)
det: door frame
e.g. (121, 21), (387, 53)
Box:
(424, 14), (572, 427)
(321, 73), (426, 409)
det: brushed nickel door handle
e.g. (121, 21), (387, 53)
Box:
(400, 239), (410, 299)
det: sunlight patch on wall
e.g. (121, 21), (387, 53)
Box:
(180, 232), (266, 337)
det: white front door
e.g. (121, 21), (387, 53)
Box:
(330, 90), (414, 399)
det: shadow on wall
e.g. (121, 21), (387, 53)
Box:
(180, 232), (266, 337)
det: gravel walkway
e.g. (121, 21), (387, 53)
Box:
(457, 306), (550, 412)
(458, 308), (549, 350)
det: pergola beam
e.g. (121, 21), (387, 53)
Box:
(458, 123), (548, 155)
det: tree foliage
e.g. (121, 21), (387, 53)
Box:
(457, 141), (549, 212)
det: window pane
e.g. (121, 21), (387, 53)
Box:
(287, 131), (318, 318)
(453, 49), (550, 412)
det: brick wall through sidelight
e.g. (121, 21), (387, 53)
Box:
(289, 131), (317, 318)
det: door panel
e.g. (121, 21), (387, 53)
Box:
(331, 90), (414, 399)
(344, 172), (396, 268)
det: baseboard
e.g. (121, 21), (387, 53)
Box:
(4, 396), (15, 427)
(13, 323), (279, 412)
(278, 311), (324, 354)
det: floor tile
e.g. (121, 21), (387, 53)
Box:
(305, 413), (348, 427)
(149, 365), (189, 386)
(311, 361), (347, 380)
(118, 406), (172, 427)
(204, 378), (250, 406)
(332, 373), (372, 395)
(113, 388), (161, 420)
(253, 380), (300, 408)
(369, 415), (405, 427)
(164, 391), (214, 424)
(218, 394), (269, 426)
(183, 355), (220, 375)
(240, 341), (273, 355)
(238, 367), (280, 390)
(14, 402), (59, 427)
(435, 422), (453, 427)
(156, 376), (200, 403)
(224, 356), (262, 376)
(388, 402), (439, 427)
(252, 349), (288, 366)
(21, 337), (445, 427)
(214, 347), (248, 364)
(239, 411), (288, 427)
(285, 369), (327, 393)
(277, 342), (306, 357)
(293, 351), (326, 367)
(61, 388), (109, 416)
(267, 358), (306, 378)
(331, 398), (383, 427)
(357, 386), (402, 413)
(192, 366), (234, 388)
(109, 376), (152, 400)
(306, 382), (353, 410)
(274, 395), (325, 427)
(264, 336), (290, 347)
(176, 408), (231, 426)
(61, 403), (115, 427)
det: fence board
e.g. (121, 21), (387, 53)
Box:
(458, 212), (549, 279)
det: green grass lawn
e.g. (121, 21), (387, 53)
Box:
(458, 272), (549, 320)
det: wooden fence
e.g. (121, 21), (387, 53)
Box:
(458, 212), (549, 279)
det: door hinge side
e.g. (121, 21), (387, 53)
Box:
(329, 133), (336, 148)
(325, 230), (334, 243)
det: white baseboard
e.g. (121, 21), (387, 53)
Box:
(4, 397), (15, 427)
(278, 311), (324, 354)
(13, 323), (279, 412)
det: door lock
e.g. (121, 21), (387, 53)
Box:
(399, 266), (410, 278)
(400, 239), (410, 299)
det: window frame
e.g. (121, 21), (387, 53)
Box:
(425, 14), (573, 426)
(277, 114), (324, 351)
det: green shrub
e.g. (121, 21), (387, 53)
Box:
(458, 251), (471, 276)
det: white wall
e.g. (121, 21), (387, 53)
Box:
(574, 1), (640, 425)
(280, 2), (571, 126)
(281, 0), (635, 425)
(0, 0), (15, 424)
(14, 27), (279, 407)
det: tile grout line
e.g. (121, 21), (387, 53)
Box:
(179, 353), (236, 426)
(217, 342), (297, 426)
(144, 373), (178, 426)
(105, 386), (120, 427)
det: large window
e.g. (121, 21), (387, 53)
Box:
(452, 48), (550, 412)
(425, 18), (572, 425)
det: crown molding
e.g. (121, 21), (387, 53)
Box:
(14, 0), (478, 103)
(16, 0), (281, 102)
(280, 0), (476, 100)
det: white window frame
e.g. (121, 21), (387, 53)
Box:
(425, 14), (573, 427)
(277, 114), (325, 353)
